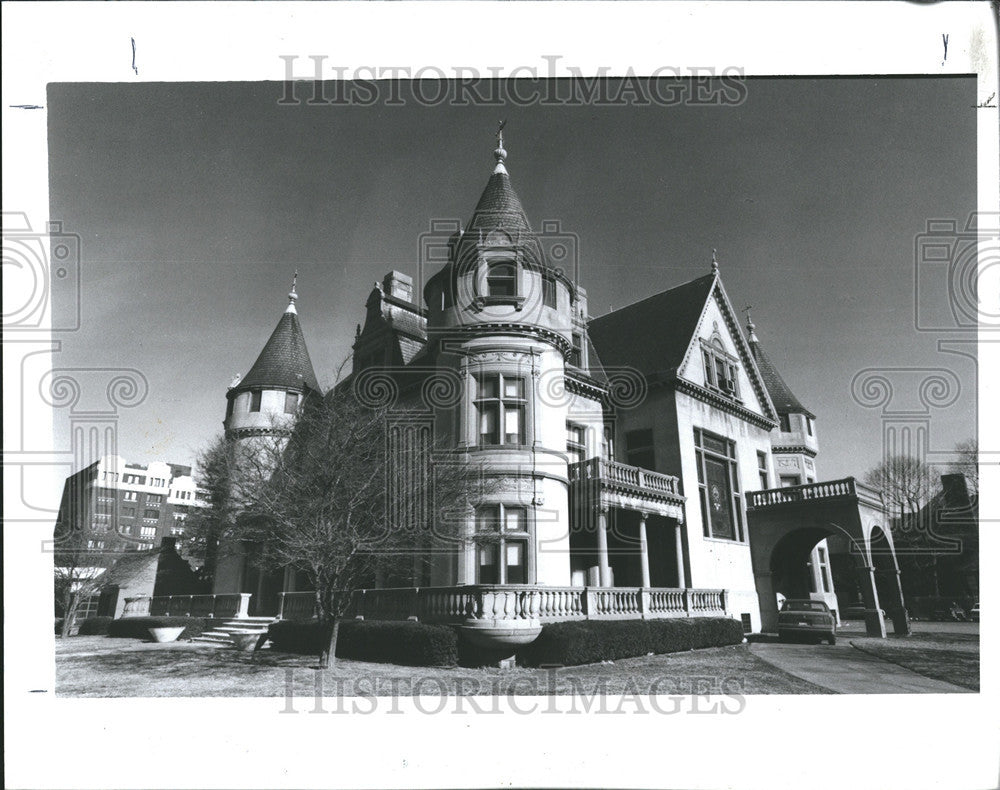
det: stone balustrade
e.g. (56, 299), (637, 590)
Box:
(570, 457), (681, 499)
(124, 593), (252, 619)
(747, 477), (859, 509)
(276, 585), (728, 623)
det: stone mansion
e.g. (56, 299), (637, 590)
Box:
(210, 131), (910, 644)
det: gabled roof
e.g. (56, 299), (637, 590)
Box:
(235, 303), (320, 394)
(748, 337), (814, 418)
(588, 274), (716, 382)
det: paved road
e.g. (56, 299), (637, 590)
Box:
(748, 642), (968, 694)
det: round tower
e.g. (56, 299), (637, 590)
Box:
(422, 128), (584, 588)
(224, 277), (320, 457)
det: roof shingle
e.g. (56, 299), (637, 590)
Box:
(236, 309), (320, 393)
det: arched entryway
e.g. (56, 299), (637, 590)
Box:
(746, 478), (911, 637)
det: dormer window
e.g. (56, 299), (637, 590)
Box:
(487, 261), (516, 297)
(701, 342), (740, 399)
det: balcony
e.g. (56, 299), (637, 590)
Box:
(569, 457), (685, 519)
(747, 477), (883, 510)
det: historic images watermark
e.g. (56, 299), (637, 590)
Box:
(277, 57), (748, 107)
(279, 667), (748, 715)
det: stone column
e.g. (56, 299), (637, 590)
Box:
(597, 506), (611, 588)
(638, 513), (651, 588)
(877, 567), (911, 635)
(856, 564), (887, 638)
(674, 521), (687, 589)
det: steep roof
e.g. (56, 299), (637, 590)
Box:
(466, 171), (532, 235)
(588, 274), (716, 383)
(235, 301), (320, 394)
(748, 335), (814, 418)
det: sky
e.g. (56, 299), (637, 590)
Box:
(46, 77), (977, 481)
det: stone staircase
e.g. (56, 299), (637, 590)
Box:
(190, 616), (277, 648)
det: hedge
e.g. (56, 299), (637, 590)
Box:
(77, 616), (114, 636)
(518, 617), (744, 667)
(107, 616), (208, 640)
(267, 619), (460, 667)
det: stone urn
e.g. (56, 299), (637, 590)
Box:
(229, 630), (263, 651)
(147, 626), (186, 643)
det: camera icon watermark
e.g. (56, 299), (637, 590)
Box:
(2, 212), (81, 332)
(913, 213), (1000, 333)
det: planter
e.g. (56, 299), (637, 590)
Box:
(229, 630), (263, 651)
(148, 626), (186, 643)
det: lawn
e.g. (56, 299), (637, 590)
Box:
(849, 631), (980, 691)
(55, 636), (827, 697)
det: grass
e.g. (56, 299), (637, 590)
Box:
(849, 631), (980, 691)
(55, 636), (827, 697)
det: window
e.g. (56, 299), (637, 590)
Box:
(475, 374), (526, 446)
(102, 471), (119, 483)
(625, 428), (655, 470)
(97, 487), (114, 499)
(778, 413), (791, 433)
(150, 477), (165, 487)
(87, 540), (105, 550)
(122, 507), (136, 517)
(566, 423), (587, 466)
(146, 494), (163, 505)
(123, 491), (138, 502)
(816, 546), (832, 593)
(694, 428), (744, 542)
(123, 474), (145, 485)
(701, 344), (740, 398)
(601, 424), (615, 460)
(284, 391), (299, 414)
(171, 526), (185, 537)
(779, 475), (800, 488)
(475, 504), (529, 584)
(91, 522), (109, 533)
(140, 525), (157, 539)
(249, 391), (262, 412)
(143, 509), (160, 520)
(806, 417), (814, 436)
(568, 333), (583, 368)
(757, 451), (769, 490)
(542, 272), (557, 308)
(120, 524), (133, 535)
(486, 261), (516, 297)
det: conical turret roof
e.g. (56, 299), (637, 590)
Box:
(746, 324), (813, 418)
(234, 286), (320, 394)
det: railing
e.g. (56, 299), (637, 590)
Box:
(123, 593), (252, 619)
(570, 457), (682, 499)
(747, 478), (858, 509)
(277, 585), (728, 623)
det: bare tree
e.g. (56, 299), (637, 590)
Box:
(948, 438), (979, 497)
(199, 382), (489, 668)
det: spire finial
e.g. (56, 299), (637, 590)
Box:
(286, 270), (299, 313)
(744, 303), (759, 343)
(711, 248), (719, 273)
(493, 119), (508, 174)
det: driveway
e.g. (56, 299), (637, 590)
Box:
(748, 642), (969, 694)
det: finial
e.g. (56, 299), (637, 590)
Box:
(286, 270), (299, 313)
(711, 248), (719, 273)
(493, 119), (508, 175)
(744, 303), (759, 343)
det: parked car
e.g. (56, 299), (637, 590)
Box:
(778, 599), (837, 645)
(841, 603), (886, 621)
(969, 603), (980, 622)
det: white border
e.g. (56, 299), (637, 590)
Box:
(3, 3), (998, 789)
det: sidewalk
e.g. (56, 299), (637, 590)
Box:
(748, 642), (969, 694)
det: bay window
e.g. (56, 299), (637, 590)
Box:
(475, 504), (529, 584)
(476, 374), (526, 446)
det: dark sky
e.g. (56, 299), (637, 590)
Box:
(47, 77), (977, 479)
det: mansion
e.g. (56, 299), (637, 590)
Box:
(210, 131), (910, 646)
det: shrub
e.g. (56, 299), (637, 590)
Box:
(77, 616), (114, 636)
(107, 616), (208, 640)
(266, 619), (459, 667)
(519, 617), (744, 667)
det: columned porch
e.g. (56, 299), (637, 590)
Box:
(568, 457), (687, 589)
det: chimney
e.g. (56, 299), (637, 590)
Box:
(382, 271), (414, 304)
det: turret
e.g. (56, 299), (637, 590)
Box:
(224, 276), (320, 450)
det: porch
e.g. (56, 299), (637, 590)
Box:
(275, 584), (729, 624)
(568, 458), (688, 589)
